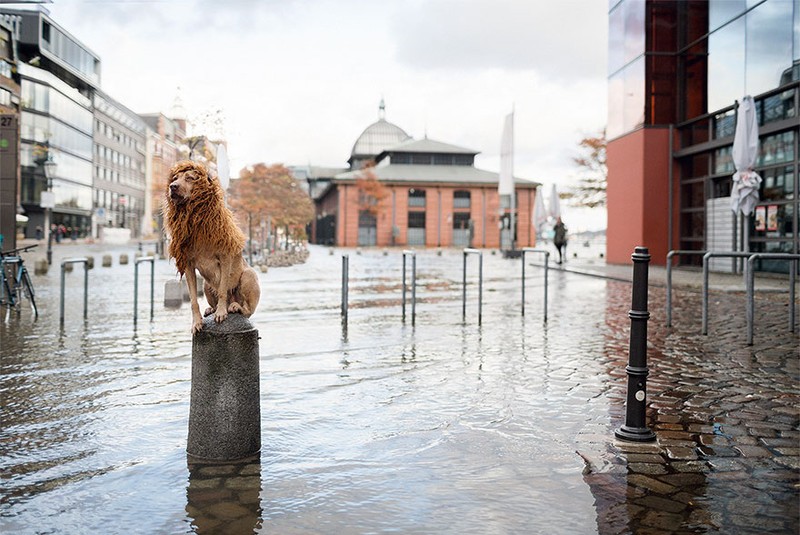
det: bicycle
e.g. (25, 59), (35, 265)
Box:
(1, 244), (38, 317)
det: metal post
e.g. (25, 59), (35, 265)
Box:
(666, 251), (674, 327)
(745, 253), (800, 345)
(60, 257), (89, 327)
(702, 251), (755, 335)
(462, 248), (483, 325)
(462, 251), (467, 321)
(520, 248), (549, 321)
(341, 254), (349, 325)
(615, 246), (656, 442)
(401, 250), (417, 325)
(402, 253), (407, 321)
(134, 257), (155, 326)
(411, 253), (417, 326)
(746, 258), (754, 346)
(665, 250), (708, 328)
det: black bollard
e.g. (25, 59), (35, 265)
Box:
(187, 314), (261, 462)
(615, 246), (656, 442)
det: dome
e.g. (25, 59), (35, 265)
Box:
(350, 119), (412, 162)
(349, 100), (412, 169)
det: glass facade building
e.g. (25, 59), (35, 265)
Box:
(607, 0), (799, 273)
(18, 62), (93, 237)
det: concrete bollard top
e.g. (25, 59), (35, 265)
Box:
(195, 313), (256, 336)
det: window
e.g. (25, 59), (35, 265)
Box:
(408, 188), (426, 207)
(453, 190), (471, 209)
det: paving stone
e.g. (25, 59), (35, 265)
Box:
(773, 456), (800, 470)
(639, 510), (685, 530)
(626, 453), (666, 464)
(733, 445), (772, 458)
(658, 473), (706, 487)
(628, 463), (669, 475)
(626, 474), (677, 495)
(664, 447), (698, 461)
(224, 476), (261, 490)
(197, 465), (237, 476)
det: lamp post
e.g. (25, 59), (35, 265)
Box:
(40, 150), (57, 265)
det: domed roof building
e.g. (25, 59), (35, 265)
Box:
(348, 100), (412, 170)
(310, 101), (539, 250)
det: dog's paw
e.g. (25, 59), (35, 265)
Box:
(191, 319), (204, 334)
(228, 302), (243, 314)
(214, 308), (228, 323)
(203, 307), (214, 317)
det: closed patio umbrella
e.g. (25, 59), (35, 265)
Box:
(730, 95), (762, 253)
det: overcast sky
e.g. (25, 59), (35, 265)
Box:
(40, 0), (609, 231)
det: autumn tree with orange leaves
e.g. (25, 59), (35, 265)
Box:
(355, 163), (389, 217)
(228, 163), (314, 252)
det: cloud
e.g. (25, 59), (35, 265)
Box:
(391, 0), (608, 81)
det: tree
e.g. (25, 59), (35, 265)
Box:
(563, 129), (607, 208)
(228, 163), (314, 249)
(355, 162), (389, 217)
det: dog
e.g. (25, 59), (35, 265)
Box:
(163, 160), (260, 333)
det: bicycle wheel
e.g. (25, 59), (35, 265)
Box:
(20, 269), (38, 317)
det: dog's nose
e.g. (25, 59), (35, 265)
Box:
(169, 183), (179, 191)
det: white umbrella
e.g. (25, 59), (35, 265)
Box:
(730, 96), (762, 255)
(548, 183), (561, 220)
(532, 186), (547, 238)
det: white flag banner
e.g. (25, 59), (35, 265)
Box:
(217, 143), (230, 191)
(498, 111), (514, 196)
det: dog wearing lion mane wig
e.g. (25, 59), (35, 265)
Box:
(164, 160), (260, 333)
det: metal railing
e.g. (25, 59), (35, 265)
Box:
(60, 257), (89, 327)
(702, 251), (753, 334)
(746, 253), (798, 345)
(462, 248), (483, 324)
(402, 250), (417, 325)
(666, 250), (707, 327)
(520, 248), (549, 321)
(134, 256), (155, 326)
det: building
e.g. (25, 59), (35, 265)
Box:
(140, 113), (186, 240)
(0, 15), (21, 251)
(606, 0), (799, 273)
(314, 104), (539, 248)
(0, 7), (98, 241)
(93, 90), (148, 239)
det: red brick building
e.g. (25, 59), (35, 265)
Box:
(313, 109), (539, 249)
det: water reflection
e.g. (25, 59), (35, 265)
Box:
(185, 460), (262, 534)
(2, 245), (797, 533)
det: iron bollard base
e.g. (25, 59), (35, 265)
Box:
(615, 425), (656, 443)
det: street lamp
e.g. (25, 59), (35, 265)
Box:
(39, 149), (57, 265)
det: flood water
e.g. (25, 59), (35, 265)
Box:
(1, 244), (797, 534)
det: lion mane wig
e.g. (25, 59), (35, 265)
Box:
(163, 160), (245, 276)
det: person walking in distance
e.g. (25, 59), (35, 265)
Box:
(553, 217), (567, 264)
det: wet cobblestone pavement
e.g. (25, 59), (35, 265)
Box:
(0, 241), (797, 534)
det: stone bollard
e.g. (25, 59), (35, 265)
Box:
(164, 280), (183, 307)
(119, 254), (129, 265)
(259, 264), (268, 273)
(187, 314), (261, 463)
(182, 275), (204, 301)
(102, 254), (112, 267)
(86, 256), (94, 269)
(64, 262), (74, 272)
(34, 258), (48, 275)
